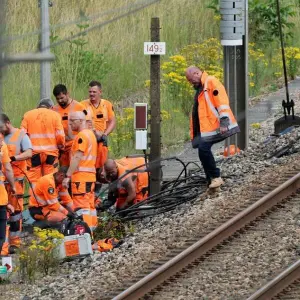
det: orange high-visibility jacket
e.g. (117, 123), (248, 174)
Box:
(190, 72), (240, 144)
(115, 156), (148, 201)
(29, 173), (72, 215)
(81, 99), (115, 132)
(0, 142), (10, 206)
(21, 108), (65, 156)
(70, 129), (97, 183)
(5, 128), (28, 178)
(52, 100), (85, 149)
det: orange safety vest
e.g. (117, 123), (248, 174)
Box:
(190, 72), (240, 143)
(52, 100), (85, 149)
(29, 173), (70, 215)
(0, 142), (9, 206)
(5, 129), (27, 178)
(71, 129), (97, 182)
(21, 108), (65, 156)
(115, 157), (148, 207)
(81, 99), (115, 132)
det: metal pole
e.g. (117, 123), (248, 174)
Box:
(149, 17), (161, 196)
(39, 0), (51, 100)
(221, 0), (247, 150)
(0, 0), (5, 116)
(244, 0), (249, 148)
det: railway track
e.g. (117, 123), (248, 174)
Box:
(106, 169), (300, 300)
(247, 260), (300, 299)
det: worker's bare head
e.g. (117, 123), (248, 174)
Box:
(185, 66), (203, 88)
(0, 113), (12, 136)
(38, 98), (54, 109)
(55, 166), (68, 185)
(104, 159), (118, 182)
(53, 84), (70, 108)
(88, 80), (102, 103)
(69, 111), (86, 131)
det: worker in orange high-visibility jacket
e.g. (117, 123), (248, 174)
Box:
(52, 84), (86, 167)
(62, 111), (97, 233)
(0, 113), (32, 254)
(21, 98), (65, 193)
(101, 157), (148, 211)
(81, 81), (116, 173)
(29, 169), (74, 223)
(186, 66), (240, 189)
(0, 134), (16, 256)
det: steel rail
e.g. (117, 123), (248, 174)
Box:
(247, 260), (300, 300)
(112, 172), (300, 300)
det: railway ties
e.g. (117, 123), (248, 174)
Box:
(107, 169), (300, 300)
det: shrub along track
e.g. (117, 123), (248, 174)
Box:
(107, 169), (300, 300)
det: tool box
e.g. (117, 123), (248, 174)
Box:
(58, 233), (93, 259)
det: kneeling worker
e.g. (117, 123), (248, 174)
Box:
(101, 157), (148, 211)
(29, 168), (74, 223)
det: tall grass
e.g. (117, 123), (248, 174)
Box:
(5, 0), (300, 157)
(3, 0), (217, 156)
(4, 0), (216, 119)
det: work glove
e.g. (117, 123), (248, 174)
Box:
(100, 134), (108, 147)
(67, 211), (76, 220)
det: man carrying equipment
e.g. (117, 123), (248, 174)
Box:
(185, 66), (240, 189)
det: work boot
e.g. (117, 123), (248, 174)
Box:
(209, 177), (224, 189)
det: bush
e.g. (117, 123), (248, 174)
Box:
(18, 228), (64, 283)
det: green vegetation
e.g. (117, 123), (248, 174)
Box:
(17, 228), (64, 283)
(4, 0), (300, 157)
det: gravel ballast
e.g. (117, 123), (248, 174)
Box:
(3, 88), (300, 300)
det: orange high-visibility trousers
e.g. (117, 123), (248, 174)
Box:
(27, 153), (59, 183)
(0, 226), (9, 256)
(73, 191), (97, 233)
(29, 207), (67, 223)
(6, 179), (24, 248)
(95, 142), (108, 169)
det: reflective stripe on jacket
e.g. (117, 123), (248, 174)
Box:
(71, 129), (97, 182)
(190, 72), (240, 145)
(21, 108), (65, 156)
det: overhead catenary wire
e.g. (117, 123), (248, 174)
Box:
(47, 0), (161, 50)
(3, 0), (160, 44)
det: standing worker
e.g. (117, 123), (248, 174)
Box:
(52, 84), (86, 167)
(0, 114), (32, 254)
(185, 66), (240, 189)
(62, 111), (97, 233)
(0, 134), (16, 256)
(81, 81), (116, 173)
(21, 99), (65, 190)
